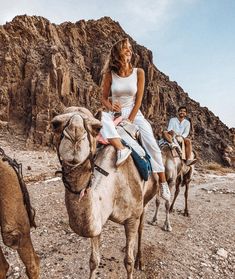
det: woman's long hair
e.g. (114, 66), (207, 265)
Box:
(102, 38), (134, 75)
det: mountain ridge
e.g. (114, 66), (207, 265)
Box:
(0, 15), (234, 165)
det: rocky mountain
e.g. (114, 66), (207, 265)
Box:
(0, 15), (234, 165)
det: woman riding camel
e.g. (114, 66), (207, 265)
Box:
(100, 37), (170, 201)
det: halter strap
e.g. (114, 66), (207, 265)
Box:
(55, 114), (108, 197)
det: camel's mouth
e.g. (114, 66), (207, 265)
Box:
(62, 158), (80, 167)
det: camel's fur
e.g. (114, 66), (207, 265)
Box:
(151, 144), (194, 225)
(170, 160), (195, 217)
(0, 158), (39, 279)
(52, 106), (169, 279)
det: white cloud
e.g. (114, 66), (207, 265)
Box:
(0, 0), (197, 49)
(0, 0), (197, 28)
(126, 0), (175, 25)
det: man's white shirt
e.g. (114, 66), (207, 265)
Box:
(167, 117), (190, 138)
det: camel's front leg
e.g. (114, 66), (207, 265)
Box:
(0, 246), (9, 279)
(149, 196), (161, 226)
(17, 234), (40, 279)
(163, 200), (172, 232)
(169, 179), (181, 213)
(184, 182), (190, 216)
(135, 211), (145, 270)
(89, 235), (101, 279)
(124, 218), (140, 279)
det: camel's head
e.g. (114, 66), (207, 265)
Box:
(52, 107), (102, 166)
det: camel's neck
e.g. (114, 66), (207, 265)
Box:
(62, 156), (100, 234)
(0, 159), (24, 203)
(162, 146), (173, 160)
(64, 146), (116, 237)
(62, 159), (92, 194)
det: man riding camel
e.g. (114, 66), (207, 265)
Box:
(163, 106), (197, 166)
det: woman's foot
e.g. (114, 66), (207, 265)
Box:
(160, 182), (171, 201)
(116, 147), (132, 167)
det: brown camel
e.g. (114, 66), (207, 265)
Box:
(150, 144), (195, 224)
(52, 106), (171, 279)
(0, 151), (40, 279)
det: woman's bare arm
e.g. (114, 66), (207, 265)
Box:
(128, 68), (145, 122)
(101, 72), (112, 111)
(101, 72), (121, 112)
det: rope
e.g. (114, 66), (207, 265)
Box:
(0, 147), (36, 228)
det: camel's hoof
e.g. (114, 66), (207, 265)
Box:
(134, 260), (144, 271)
(169, 207), (175, 213)
(183, 211), (190, 217)
(139, 263), (145, 271)
(163, 224), (172, 232)
(147, 220), (158, 226)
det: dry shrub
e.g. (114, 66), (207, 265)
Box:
(205, 162), (233, 174)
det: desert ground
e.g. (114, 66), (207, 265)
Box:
(0, 133), (234, 279)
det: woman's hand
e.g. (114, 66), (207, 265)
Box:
(168, 130), (175, 136)
(112, 101), (121, 112)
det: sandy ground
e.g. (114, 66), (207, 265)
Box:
(0, 134), (235, 279)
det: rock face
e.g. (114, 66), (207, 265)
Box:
(0, 15), (234, 164)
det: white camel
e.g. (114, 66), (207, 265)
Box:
(52, 106), (172, 279)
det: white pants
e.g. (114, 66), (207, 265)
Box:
(100, 107), (165, 173)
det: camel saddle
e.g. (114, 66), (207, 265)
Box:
(158, 138), (182, 158)
(116, 122), (152, 181)
(97, 120), (152, 181)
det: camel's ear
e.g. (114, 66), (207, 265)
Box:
(51, 113), (75, 133)
(51, 115), (66, 133)
(85, 118), (102, 136)
(51, 119), (63, 133)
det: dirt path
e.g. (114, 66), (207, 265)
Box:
(0, 135), (234, 279)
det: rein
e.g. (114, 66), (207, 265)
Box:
(56, 115), (108, 197)
(0, 147), (36, 228)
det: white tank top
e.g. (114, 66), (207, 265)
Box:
(111, 68), (138, 108)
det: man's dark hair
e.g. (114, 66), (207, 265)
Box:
(178, 106), (187, 113)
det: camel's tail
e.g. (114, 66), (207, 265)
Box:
(0, 148), (36, 228)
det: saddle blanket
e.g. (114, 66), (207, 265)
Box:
(97, 120), (152, 181)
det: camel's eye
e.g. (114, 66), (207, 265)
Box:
(52, 120), (62, 131)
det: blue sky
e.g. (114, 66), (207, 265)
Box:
(1, 0), (234, 127)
